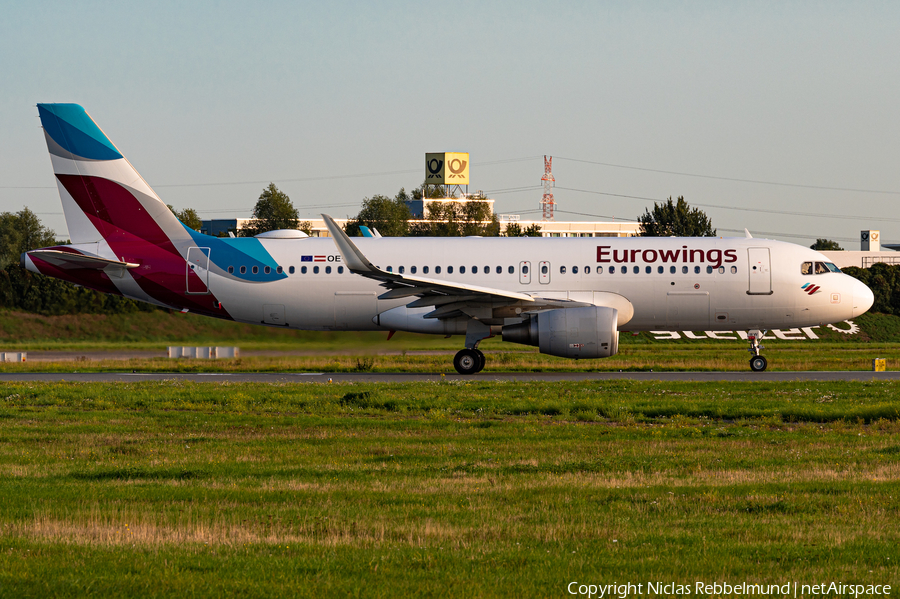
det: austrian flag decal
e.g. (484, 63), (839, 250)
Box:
(801, 283), (821, 295)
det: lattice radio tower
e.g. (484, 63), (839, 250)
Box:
(541, 155), (555, 221)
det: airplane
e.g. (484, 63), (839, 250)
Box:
(22, 104), (875, 374)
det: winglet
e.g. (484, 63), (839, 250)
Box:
(744, 228), (753, 239)
(322, 214), (381, 274)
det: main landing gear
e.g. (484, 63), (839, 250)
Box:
(453, 348), (486, 375)
(747, 329), (768, 372)
(453, 320), (491, 375)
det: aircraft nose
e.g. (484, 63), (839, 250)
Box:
(852, 278), (874, 317)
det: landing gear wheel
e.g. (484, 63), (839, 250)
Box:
(454, 349), (481, 375)
(473, 349), (486, 373)
(749, 355), (768, 372)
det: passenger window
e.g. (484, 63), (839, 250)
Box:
(694, 266), (701, 274)
(436, 266), (441, 274)
(276, 266), (283, 274)
(387, 266), (393, 273)
(399, 266), (405, 274)
(423, 266), (429, 274)
(645, 266), (651, 274)
(670, 266), (676, 274)
(682, 266), (688, 274)
(448, 266), (454, 274)
(718, 266), (724, 274)
(326, 266), (332, 274)
(585, 266), (591, 274)
(264, 266), (271, 274)
(731, 266), (737, 274)
(815, 262), (828, 274)
(228, 266), (234, 274)
(558, 266), (565, 274)
(508, 266), (514, 274)
(706, 266), (713, 274)
(622, 266), (627, 274)
(484, 265), (490, 273)
(289, 266), (295, 274)
(411, 266), (417, 274)
(313, 266), (319, 274)
(460, 266), (466, 274)
(573, 266), (579, 274)
(240, 266), (246, 274)
(472, 266), (478, 273)
(301, 266), (307, 274)
(801, 261), (813, 275)
(658, 266), (663, 274)
(338, 266), (344, 274)
(496, 266), (502, 274)
(252, 266), (259, 274)
(610, 266), (616, 274)
(633, 266), (639, 274)
(521, 265), (528, 274)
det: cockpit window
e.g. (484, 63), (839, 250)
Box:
(815, 261), (828, 274)
(801, 262), (812, 275)
(825, 262), (841, 273)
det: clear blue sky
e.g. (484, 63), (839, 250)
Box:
(2, 1), (898, 248)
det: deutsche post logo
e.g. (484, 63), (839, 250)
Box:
(426, 157), (443, 180)
(425, 152), (469, 185)
(447, 157), (467, 179)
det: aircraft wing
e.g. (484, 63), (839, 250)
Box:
(26, 249), (139, 271)
(323, 214), (590, 319)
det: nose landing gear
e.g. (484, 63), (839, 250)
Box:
(747, 330), (768, 372)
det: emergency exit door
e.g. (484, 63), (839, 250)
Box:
(186, 247), (210, 294)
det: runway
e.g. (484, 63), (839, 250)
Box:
(0, 371), (898, 383)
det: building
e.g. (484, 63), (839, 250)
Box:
(201, 214), (639, 239)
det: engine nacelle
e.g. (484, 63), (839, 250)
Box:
(502, 306), (619, 359)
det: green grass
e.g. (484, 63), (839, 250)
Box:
(3, 342), (900, 373)
(0, 380), (898, 597)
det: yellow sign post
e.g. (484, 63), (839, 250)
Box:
(425, 152), (469, 185)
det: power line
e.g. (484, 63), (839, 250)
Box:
(555, 186), (900, 223)
(555, 156), (900, 195)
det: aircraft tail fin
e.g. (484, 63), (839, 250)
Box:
(37, 103), (190, 248)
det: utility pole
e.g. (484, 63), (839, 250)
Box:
(541, 155), (555, 221)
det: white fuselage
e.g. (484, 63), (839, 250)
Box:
(200, 236), (871, 333)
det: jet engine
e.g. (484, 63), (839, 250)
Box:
(502, 306), (619, 359)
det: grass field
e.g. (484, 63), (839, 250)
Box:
(3, 342), (899, 373)
(0, 380), (898, 597)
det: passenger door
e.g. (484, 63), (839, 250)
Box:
(747, 248), (772, 295)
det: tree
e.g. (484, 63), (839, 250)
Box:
(344, 190), (412, 237)
(503, 222), (542, 237)
(0, 208), (58, 270)
(638, 196), (715, 237)
(503, 222), (523, 237)
(410, 195), (500, 237)
(241, 183), (299, 237)
(167, 205), (203, 232)
(522, 223), (543, 237)
(843, 263), (900, 315)
(811, 238), (844, 251)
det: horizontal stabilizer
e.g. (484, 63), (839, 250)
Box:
(26, 249), (138, 271)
